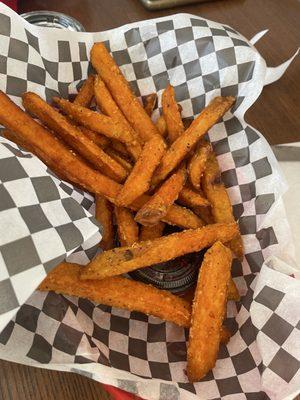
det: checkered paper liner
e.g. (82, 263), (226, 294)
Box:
(0, 3), (299, 399)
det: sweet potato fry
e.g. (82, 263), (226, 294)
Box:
(228, 277), (240, 301)
(22, 92), (128, 183)
(188, 140), (212, 190)
(39, 262), (191, 328)
(95, 195), (114, 250)
(116, 135), (166, 207)
(139, 222), (165, 241)
(187, 242), (232, 382)
(0, 92), (207, 231)
(91, 43), (161, 142)
(81, 222), (238, 280)
(79, 126), (110, 148)
(177, 185), (210, 208)
(0, 91), (122, 201)
(94, 75), (142, 154)
(74, 75), (94, 107)
(53, 97), (141, 160)
(135, 167), (186, 226)
(110, 140), (131, 158)
(162, 85), (184, 143)
(191, 206), (214, 225)
(155, 116), (168, 137)
(114, 206), (139, 246)
(105, 147), (133, 172)
(144, 93), (157, 116)
(202, 152), (244, 260)
(152, 96), (235, 187)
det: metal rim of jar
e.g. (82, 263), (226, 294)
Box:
(20, 10), (85, 32)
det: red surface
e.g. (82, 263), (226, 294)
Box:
(2, 0), (18, 11)
(103, 384), (143, 400)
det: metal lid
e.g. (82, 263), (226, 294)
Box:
(21, 11), (85, 32)
(129, 250), (205, 294)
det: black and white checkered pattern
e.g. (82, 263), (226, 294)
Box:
(0, 135), (101, 332)
(0, 4), (299, 399)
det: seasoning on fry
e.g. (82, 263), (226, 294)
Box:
(116, 135), (166, 207)
(188, 140), (212, 190)
(187, 242), (232, 382)
(178, 185), (210, 208)
(80, 222), (238, 280)
(79, 126), (110, 148)
(139, 222), (165, 241)
(95, 195), (114, 250)
(23, 92), (128, 183)
(53, 97), (141, 161)
(39, 262), (191, 328)
(162, 84), (184, 143)
(155, 115), (168, 137)
(91, 42), (161, 142)
(74, 75), (95, 107)
(152, 96), (235, 187)
(202, 152), (244, 260)
(135, 167), (186, 226)
(0, 91), (121, 201)
(94, 75), (142, 158)
(114, 206), (139, 246)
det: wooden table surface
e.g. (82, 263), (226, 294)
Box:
(1, 0), (299, 399)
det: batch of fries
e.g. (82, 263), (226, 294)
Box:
(0, 42), (243, 382)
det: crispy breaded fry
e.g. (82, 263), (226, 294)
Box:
(0, 91), (122, 200)
(116, 135), (166, 207)
(53, 97), (141, 161)
(162, 85), (184, 143)
(110, 140), (131, 158)
(79, 126), (110, 148)
(74, 75), (95, 107)
(192, 206), (214, 225)
(39, 262), (191, 328)
(133, 197), (204, 229)
(114, 206), (139, 246)
(94, 75), (142, 158)
(152, 96), (235, 187)
(188, 140), (212, 190)
(0, 92), (206, 231)
(81, 223), (238, 280)
(91, 43), (161, 142)
(228, 277), (240, 301)
(155, 116), (168, 137)
(95, 195), (114, 250)
(2, 128), (35, 153)
(105, 147), (133, 172)
(144, 93), (157, 116)
(135, 167), (186, 226)
(139, 222), (165, 241)
(187, 242), (232, 382)
(23, 92), (128, 183)
(203, 152), (244, 260)
(178, 185), (210, 208)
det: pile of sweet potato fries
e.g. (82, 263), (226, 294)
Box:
(0, 42), (243, 381)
